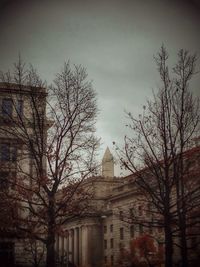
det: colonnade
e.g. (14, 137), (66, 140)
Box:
(55, 225), (89, 266)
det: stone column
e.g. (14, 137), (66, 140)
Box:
(62, 236), (65, 257)
(81, 225), (88, 266)
(59, 236), (63, 258)
(68, 230), (73, 262)
(74, 227), (79, 265)
(72, 229), (74, 263)
(77, 227), (80, 266)
(54, 234), (57, 251)
(64, 234), (68, 256)
(79, 226), (82, 266)
(66, 230), (69, 263)
(55, 235), (59, 256)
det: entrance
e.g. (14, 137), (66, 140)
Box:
(0, 242), (15, 267)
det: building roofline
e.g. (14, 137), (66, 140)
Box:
(122, 144), (200, 181)
(0, 82), (47, 95)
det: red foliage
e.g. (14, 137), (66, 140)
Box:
(131, 234), (157, 258)
(128, 234), (164, 267)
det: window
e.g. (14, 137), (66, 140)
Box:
(119, 242), (124, 249)
(149, 224), (153, 234)
(138, 205), (142, 216)
(0, 143), (17, 162)
(0, 171), (16, 191)
(0, 171), (9, 190)
(104, 239), (107, 249)
(10, 172), (16, 189)
(110, 238), (114, 248)
(147, 203), (153, 216)
(191, 236), (197, 248)
(130, 225), (134, 238)
(120, 228), (124, 240)
(111, 255), (114, 266)
(104, 225), (107, 234)
(16, 100), (23, 117)
(139, 225), (143, 234)
(130, 208), (135, 217)
(11, 146), (17, 162)
(119, 211), (123, 220)
(1, 143), (10, 161)
(2, 99), (13, 118)
(0, 242), (14, 265)
(110, 224), (113, 233)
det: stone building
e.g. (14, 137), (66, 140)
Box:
(55, 147), (164, 267)
(56, 144), (200, 267)
(0, 83), (199, 267)
(0, 83), (47, 267)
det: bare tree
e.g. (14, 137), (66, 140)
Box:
(116, 46), (200, 267)
(23, 238), (45, 267)
(0, 59), (99, 267)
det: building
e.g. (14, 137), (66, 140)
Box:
(0, 83), (199, 267)
(0, 83), (47, 267)
(54, 147), (163, 267)
(56, 144), (200, 267)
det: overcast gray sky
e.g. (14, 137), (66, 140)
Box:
(0, 0), (200, 175)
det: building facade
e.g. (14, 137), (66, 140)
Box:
(54, 147), (163, 267)
(0, 83), (47, 267)
(56, 145), (200, 267)
(0, 84), (199, 267)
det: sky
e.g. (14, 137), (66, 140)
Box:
(0, 0), (200, 175)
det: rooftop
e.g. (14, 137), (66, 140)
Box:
(0, 82), (46, 95)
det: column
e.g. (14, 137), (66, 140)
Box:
(81, 225), (88, 266)
(68, 229), (73, 262)
(62, 236), (65, 257)
(66, 230), (70, 264)
(77, 227), (80, 266)
(64, 233), (68, 256)
(79, 226), (82, 266)
(72, 229), (74, 263)
(74, 227), (79, 265)
(55, 234), (59, 256)
(59, 235), (62, 258)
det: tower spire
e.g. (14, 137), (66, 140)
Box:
(102, 147), (114, 177)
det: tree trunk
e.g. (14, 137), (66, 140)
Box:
(46, 197), (56, 267)
(164, 215), (173, 267)
(180, 232), (188, 267)
(176, 156), (189, 267)
(178, 210), (188, 267)
(46, 239), (56, 267)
